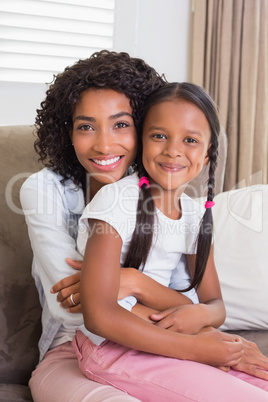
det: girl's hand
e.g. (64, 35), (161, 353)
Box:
(150, 304), (208, 334)
(50, 258), (82, 313)
(231, 336), (268, 381)
(193, 331), (244, 368)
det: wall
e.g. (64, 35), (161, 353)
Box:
(0, 0), (191, 126)
(114, 0), (192, 82)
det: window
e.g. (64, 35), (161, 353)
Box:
(0, 0), (115, 83)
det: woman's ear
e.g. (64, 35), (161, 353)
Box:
(69, 129), (73, 144)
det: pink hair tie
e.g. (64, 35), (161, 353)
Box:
(205, 201), (215, 209)
(139, 176), (150, 189)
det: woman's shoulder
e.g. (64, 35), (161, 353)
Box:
(21, 167), (64, 189)
(20, 167), (81, 191)
(20, 168), (84, 213)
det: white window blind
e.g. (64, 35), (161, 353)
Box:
(0, 0), (115, 83)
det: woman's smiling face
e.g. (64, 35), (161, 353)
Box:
(71, 88), (138, 190)
(142, 98), (211, 194)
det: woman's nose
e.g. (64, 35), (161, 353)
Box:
(93, 130), (114, 154)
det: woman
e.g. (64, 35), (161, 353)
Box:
(20, 50), (165, 401)
(21, 50), (268, 401)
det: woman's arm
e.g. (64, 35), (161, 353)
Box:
(53, 259), (193, 314)
(80, 219), (243, 368)
(20, 170), (84, 326)
(51, 258), (82, 313)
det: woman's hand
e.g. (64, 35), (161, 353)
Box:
(231, 336), (268, 381)
(52, 265), (143, 313)
(50, 258), (82, 313)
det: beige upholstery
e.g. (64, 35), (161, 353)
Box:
(0, 125), (266, 402)
(0, 126), (42, 400)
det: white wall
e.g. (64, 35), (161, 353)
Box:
(0, 0), (191, 126)
(114, 0), (192, 82)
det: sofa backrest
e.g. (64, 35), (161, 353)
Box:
(0, 125), (42, 385)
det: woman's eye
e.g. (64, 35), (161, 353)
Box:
(115, 122), (129, 129)
(78, 124), (93, 131)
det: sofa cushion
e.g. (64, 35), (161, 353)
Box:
(0, 384), (33, 401)
(213, 184), (268, 330)
(0, 126), (42, 385)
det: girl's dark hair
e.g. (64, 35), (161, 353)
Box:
(34, 50), (165, 189)
(123, 82), (220, 291)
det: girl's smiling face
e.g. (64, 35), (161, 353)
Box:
(71, 88), (138, 193)
(142, 98), (211, 195)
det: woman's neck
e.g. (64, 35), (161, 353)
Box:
(84, 174), (106, 203)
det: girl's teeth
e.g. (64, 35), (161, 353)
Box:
(93, 156), (120, 166)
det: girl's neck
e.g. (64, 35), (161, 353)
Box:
(151, 187), (184, 220)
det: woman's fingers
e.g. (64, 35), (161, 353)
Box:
(66, 258), (83, 270)
(231, 335), (268, 380)
(60, 291), (80, 309)
(51, 272), (81, 298)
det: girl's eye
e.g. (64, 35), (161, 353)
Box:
(115, 122), (129, 129)
(152, 133), (166, 140)
(184, 137), (197, 144)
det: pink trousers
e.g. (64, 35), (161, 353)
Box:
(73, 330), (268, 402)
(29, 341), (139, 401)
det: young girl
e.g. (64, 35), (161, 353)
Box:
(73, 82), (268, 401)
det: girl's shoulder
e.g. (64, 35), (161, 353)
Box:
(82, 173), (139, 220)
(180, 193), (206, 221)
(91, 172), (139, 200)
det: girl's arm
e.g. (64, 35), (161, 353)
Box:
(80, 219), (243, 368)
(118, 267), (193, 310)
(150, 245), (226, 333)
(189, 244), (226, 327)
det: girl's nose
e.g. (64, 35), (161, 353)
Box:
(163, 139), (183, 158)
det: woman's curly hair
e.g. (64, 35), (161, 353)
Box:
(35, 50), (166, 188)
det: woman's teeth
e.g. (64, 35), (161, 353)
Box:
(92, 156), (120, 166)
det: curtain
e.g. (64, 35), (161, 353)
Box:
(191, 0), (268, 190)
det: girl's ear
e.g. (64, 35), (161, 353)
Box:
(203, 144), (211, 166)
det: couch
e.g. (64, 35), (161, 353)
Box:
(0, 125), (267, 401)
